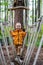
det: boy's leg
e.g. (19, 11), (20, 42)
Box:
(17, 45), (22, 56)
(15, 45), (21, 56)
(15, 45), (23, 65)
(15, 45), (18, 55)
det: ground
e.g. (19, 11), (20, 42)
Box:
(29, 47), (43, 65)
(0, 45), (43, 65)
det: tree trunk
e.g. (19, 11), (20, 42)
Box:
(14, 9), (24, 29)
(13, 0), (24, 29)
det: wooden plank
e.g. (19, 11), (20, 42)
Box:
(8, 6), (29, 11)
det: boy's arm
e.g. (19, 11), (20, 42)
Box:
(10, 31), (15, 37)
(22, 32), (26, 38)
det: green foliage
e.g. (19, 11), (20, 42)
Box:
(0, 2), (8, 6)
(40, 0), (42, 5)
(25, 24), (43, 47)
(41, 24), (43, 34)
(0, 18), (4, 22)
(0, 26), (13, 39)
(36, 24), (43, 47)
(4, 26), (13, 37)
(0, 30), (2, 39)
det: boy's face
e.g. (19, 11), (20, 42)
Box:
(16, 23), (21, 30)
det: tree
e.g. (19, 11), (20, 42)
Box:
(13, 0), (25, 29)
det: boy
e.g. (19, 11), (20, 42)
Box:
(10, 22), (26, 56)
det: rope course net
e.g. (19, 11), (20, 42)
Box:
(0, 16), (43, 65)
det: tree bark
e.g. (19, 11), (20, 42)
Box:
(14, 9), (24, 29)
(13, 0), (24, 29)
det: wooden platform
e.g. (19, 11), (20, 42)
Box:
(8, 6), (29, 11)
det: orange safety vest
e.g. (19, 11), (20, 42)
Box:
(10, 29), (26, 46)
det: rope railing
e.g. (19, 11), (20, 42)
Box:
(33, 35), (43, 65)
(5, 24), (17, 58)
(23, 22), (38, 65)
(26, 17), (43, 65)
(0, 23), (13, 65)
(23, 16), (43, 65)
(0, 43), (7, 65)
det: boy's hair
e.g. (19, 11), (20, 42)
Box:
(16, 22), (21, 26)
